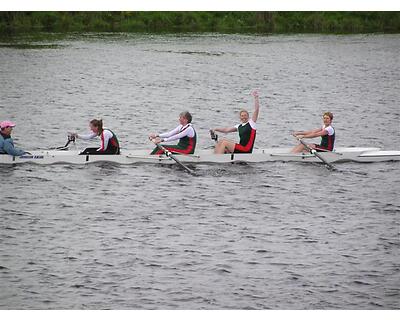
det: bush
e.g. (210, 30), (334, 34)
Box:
(0, 12), (399, 35)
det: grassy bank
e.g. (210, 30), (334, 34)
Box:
(1, 12), (400, 34)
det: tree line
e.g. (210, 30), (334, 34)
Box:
(0, 12), (399, 34)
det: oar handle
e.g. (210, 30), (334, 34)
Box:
(210, 129), (218, 141)
(53, 134), (76, 150)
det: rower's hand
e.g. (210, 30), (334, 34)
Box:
(151, 137), (162, 144)
(149, 133), (157, 139)
(251, 89), (259, 98)
(68, 132), (78, 138)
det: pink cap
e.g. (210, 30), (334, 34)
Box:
(0, 121), (16, 129)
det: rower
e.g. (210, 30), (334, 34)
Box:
(149, 111), (196, 155)
(211, 90), (260, 154)
(0, 121), (29, 156)
(70, 119), (120, 155)
(291, 112), (335, 153)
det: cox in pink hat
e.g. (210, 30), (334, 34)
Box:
(0, 120), (16, 129)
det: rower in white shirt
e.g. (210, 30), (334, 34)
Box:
(149, 111), (197, 155)
(291, 112), (335, 153)
(70, 119), (120, 155)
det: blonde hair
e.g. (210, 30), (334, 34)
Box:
(239, 109), (249, 116)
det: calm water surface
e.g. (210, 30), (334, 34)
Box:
(0, 33), (399, 309)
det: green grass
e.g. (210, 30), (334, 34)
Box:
(1, 12), (399, 35)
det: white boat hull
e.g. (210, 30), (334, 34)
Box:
(1, 147), (400, 165)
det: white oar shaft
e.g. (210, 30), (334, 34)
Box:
(155, 143), (195, 175)
(298, 139), (335, 170)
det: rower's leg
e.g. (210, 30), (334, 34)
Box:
(102, 146), (119, 154)
(224, 140), (236, 153)
(214, 139), (235, 154)
(150, 146), (161, 155)
(151, 146), (171, 155)
(80, 147), (99, 155)
(214, 141), (224, 154)
(291, 143), (317, 153)
(291, 144), (305, 153)
(151, 144), (184, 155)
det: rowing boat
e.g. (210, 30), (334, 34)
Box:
(1, 147), (399, 165)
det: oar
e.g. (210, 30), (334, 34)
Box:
(203, 129), (219, 149)
(209, 129), (218, 142)
(297, 138), (335, 170)
(152, 140), (196, 175)
(52, 135), (76, 150)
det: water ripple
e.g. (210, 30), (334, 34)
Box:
(1, 33), (399, 310)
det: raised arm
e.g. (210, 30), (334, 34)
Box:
(251, 90), (260, 123)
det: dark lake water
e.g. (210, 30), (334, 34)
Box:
(0, 33), (399, 309)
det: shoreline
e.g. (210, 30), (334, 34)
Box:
(1, 12), (399, 35)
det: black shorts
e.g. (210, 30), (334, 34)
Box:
(314, 145), (331, 152)
(80, 147), (120, 155)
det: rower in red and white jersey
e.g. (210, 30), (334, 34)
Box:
(291, 112), (335, 153)
(70, 119), (120, 155)
(211, 89), (260, 154)
(149, 111), (196, 155)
